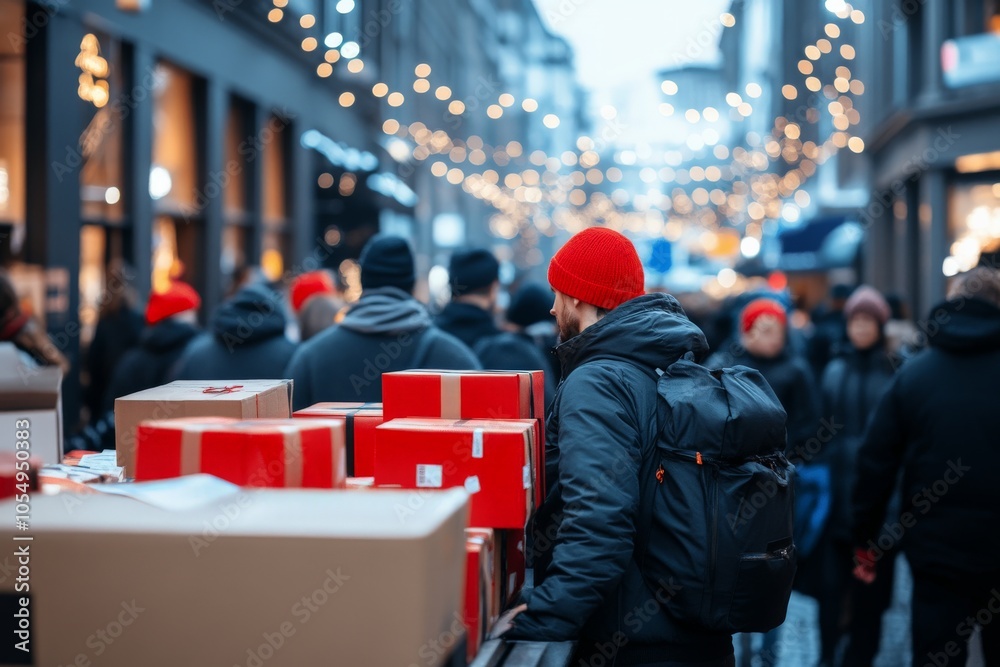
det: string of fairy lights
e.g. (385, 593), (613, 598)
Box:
(262, 0), (871, 274)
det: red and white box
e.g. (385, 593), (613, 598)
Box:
(381, 370), (546, 507)
(134, 418), (347, 489)
(375, 419), (535, 529)
(501, 528), (527, 604)
(465, 536), (488, 662)
(466, 528), (500, 631)
(293, 402), (383, 477)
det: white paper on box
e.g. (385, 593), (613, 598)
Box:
(417, 464), (443, 488)
(464, 475), (481, 494)
(472, 428), (484, 458)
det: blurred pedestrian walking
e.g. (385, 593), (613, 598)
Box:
(290, 270), (344, 342)
(284, 234), (479, 408)
(852, 267), (1000, 667)
(0, 271), (71, 374)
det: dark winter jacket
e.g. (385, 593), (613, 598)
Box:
(852, 298), (1000, 576)
(104, 319), (200, 409)
(85, 306), (145, 422)
(174, 284), (296, 381)
(473, 332), (557, 409)
(509, 294), (734, 663)
(820, 345), (896, 540)
(706, 346), (820, 459)
(285, 287), (480, 408)
(434, 301), (500, 350)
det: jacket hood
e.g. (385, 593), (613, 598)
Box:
(436, 302), (499, 340)
(212, 284), (287, 344)
(928, 298), (1000, 353)
(141, 318), (200, 353)
(339, 287), (432, 336)
(555, 293), (709, 379)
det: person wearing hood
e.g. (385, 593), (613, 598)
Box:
(852, 267), (1000, 667)
(497, 228), (734, 666)
(435, 248), (504, 349)
(815, 286), (899, 667)
(475, 282), (558, 409)
(706, 297), (820, 458)
(173, 283), (296, 381)
(284, 234), (480, 408)
(104, 282), (201, 409)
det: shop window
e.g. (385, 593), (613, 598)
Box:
(261, 113), (289, 281)
(79, 32), (124, 225)
(945, 178), (1000, 275)
(0, 0), (26, 260)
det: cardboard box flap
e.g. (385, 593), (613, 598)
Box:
(0, 343), (62, 408)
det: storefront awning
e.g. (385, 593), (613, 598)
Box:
(778, 216), (864, 272)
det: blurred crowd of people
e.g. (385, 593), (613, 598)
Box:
(3, 230), (999, 667)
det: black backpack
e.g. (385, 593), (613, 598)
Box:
(636, 356), (797, 634)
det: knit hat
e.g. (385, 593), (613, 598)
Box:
(359, 234), (416, 293)
(547, 227), (645, 310)
(507, 283), (555, 327)
(449, 249), (499, 297)
(146, 282), (201, 325)
(844, 285), (891, 326)
(290, 270), (336, 312)
(741, 298), (787, 333)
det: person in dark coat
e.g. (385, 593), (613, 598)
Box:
(476, 282), (557, 409)
(173, 283), (296, 381)
(84, 263), (145, 423)
(285, 235), (480, 408)
(497, 228), (734, 666)
(706, 297), (820, 458)
(104, 282), (202, 408)
(852, 267), (1000, 667)
(815, 286), (898, 667)
(435, 248), (503, 349)
(506, 281), (561, 383)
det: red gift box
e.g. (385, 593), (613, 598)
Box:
(293, 402), (383, 477)
(464, 536), (488, 662)
(134, 418), (347, 488)
(466, 528), (500, 630)
(381, 370), (546, 507)
(0, 452), (40, 500)
(375, 419), (534, 529)
(501, 528), (526, 605)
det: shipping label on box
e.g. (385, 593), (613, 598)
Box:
(375, 418), (534, 529)
(114, 379), (293, 478)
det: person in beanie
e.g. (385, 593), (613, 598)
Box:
(852, 267), (1000, 667)
(104, 281), (201, 409)
(174, 283), (296, 381)
(497, 227), (735, 666)
(435, 248), (503, 349)
(475, 284), (558, 410)
(290, 270), (344, 341)
(813, 285), (898, 667)
(284, 234), (479, 408)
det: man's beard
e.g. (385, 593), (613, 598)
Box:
(556, 311), (581, 343)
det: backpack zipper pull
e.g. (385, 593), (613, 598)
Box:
(655, 464), (665, 484)
(696, 452), (704, 465)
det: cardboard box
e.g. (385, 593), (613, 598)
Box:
(375, 418), (535, 528)
(293, 402), (383, 477)
(135, 418), (347, 489)
(0, 483), (469, 667)
(114, 380), (293, 478)
(0, 343), (62, 464)
(381, 370), (546, 507)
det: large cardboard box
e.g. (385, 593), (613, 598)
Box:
(381, 370), (547, 507)
(0, 343), (62, 464)
(0, 483), (469, 667)
(375, 418), (535, 528)
(114, 380), (293, 478)
(293, 402), (383, 477)
(135, 418), (347, 489)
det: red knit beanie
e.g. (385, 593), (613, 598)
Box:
(290, 271), (336, 312)
(741, 298), (787, 333)
(547, 227), (645, 310)
(146, 282), (201, 325)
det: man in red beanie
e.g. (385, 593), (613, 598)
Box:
(500, 228), (736, 665)
(289, 270), (344, 341)
(104, 282), (201, 410)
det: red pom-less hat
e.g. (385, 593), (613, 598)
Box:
(741, 298), (787, 333)
(547, 227), (645, 310)
(290, 271), (336, 312)
(146, 282), (201, 325)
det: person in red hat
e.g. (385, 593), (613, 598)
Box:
(289, 270), (344, 341)
(103, 281), (201, 412)
(498, 228), (738, 665)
